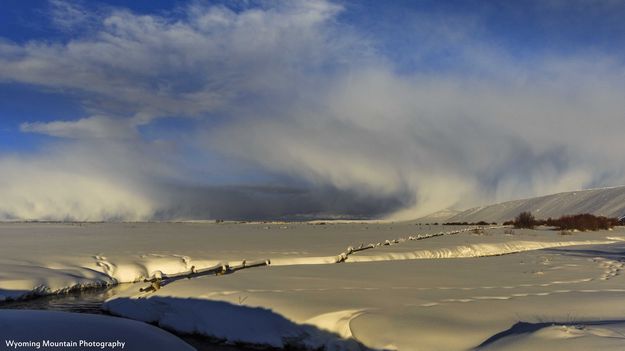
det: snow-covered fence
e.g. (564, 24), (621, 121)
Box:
(332, 225), (502, 264)
(140, 259), (271, 293)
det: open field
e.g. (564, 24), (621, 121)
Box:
(1, 222), (625, 350)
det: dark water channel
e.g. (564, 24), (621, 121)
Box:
(0, 285), (122, 314)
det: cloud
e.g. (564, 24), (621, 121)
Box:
(208, 59), (625, 219)
(0, 0), (360, 122)
(20, 116), (137, 139)
(1, 0), (625, 220)
(48, 0), (95, 31)
(0, 150), (154, 221)
(1, 0), (378, 221)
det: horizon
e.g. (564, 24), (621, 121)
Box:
(2, 0), (625, 221)
(1, 183), (624, 223)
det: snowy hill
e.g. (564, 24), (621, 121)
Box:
(416, 208), (462, 223)
(447, 186), (625, 223)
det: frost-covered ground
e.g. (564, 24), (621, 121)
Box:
(1, 222), (625, 350)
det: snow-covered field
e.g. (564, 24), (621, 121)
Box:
(2, 222), (625, 350)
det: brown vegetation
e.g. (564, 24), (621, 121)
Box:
(508, 211), (622, 231)
(545, 214), (620, 231)
(513, 211), (536, 229)
(443, 221), (497, 226)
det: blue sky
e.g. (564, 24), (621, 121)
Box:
(1, 0), (625, 220)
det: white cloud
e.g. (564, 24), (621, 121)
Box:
(0, 0), (360, 122)
(49, 0), (94, 31)
(20, 116), (137, 139)
(0, 152), (154, 221)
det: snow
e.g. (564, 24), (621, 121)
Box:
(103, 297), (302, 348)
(478, 321), (625, 351)
(2, 222), (625, 350)
(449, 185), (625, 223)
(103, 297), (366, 350)
(0, 221), (424, 300)
(415, 208), (462, 223)
(104, 236), (625, 350)
(0, 222), (498, 300)
(346, 239), (615, 262)
(0, 310), (194, 350)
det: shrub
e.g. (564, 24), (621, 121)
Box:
(550, 214), (619, 231)
(514, 211), (537, 229)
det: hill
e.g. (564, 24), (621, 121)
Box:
(447, 186), (625, 223)
(415, 208), (462, 223)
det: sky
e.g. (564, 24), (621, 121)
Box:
(1, 0), (625, 221)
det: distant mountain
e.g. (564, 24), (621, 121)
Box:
(416, 208), (462, 223)
(447, 186), (625, 223)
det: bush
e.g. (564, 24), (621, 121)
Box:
(549, 214), (619, 231)
(514, 211), (537, 229)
